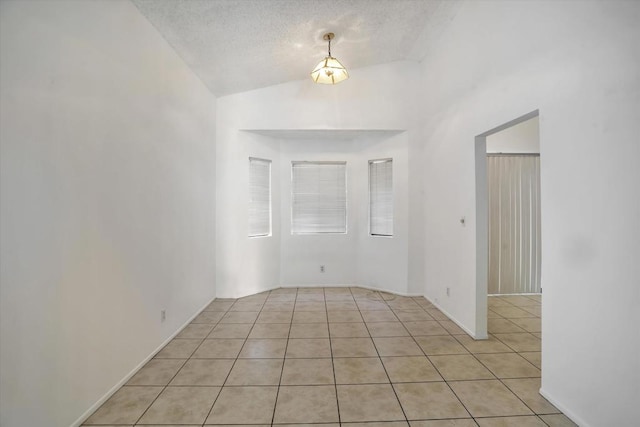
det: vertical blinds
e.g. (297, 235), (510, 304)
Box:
(248, 157), (271, 237)
(487, 154), (541, 294)
(291, 161), (347, 234)
(369, 159), (393, 236)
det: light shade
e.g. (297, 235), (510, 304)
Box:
(311, 56), (349, 84)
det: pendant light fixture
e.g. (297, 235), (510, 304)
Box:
(310, 32), (349, 85)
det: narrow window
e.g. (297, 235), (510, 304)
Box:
(248, 157), (271, 237)
(369, 159), (393, 236)
(291, 161), (347, 234)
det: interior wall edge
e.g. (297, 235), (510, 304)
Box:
(538, 388), (590, 427)
(68, 294), (218, 427)
(424, 295), (484, 340)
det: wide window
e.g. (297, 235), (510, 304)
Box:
(291, 161), (347, 234)
(369, 159), (393, 236)
(248, 157), (271, 237)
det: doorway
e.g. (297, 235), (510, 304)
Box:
(474, 110), (540, 339)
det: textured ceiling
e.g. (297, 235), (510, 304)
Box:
(132, 0), (461, 96)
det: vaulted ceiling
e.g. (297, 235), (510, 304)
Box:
(132, 0), (462, 96)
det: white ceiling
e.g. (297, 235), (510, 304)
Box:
(131, 0), (461, 96)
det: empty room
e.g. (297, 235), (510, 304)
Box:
(1, 1), (638, 427)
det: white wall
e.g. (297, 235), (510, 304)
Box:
(216, 62), (421, 298)
(277, 135), (409, 294)
(0, 1), (217, 426)
(486, 116), (540, 153)
(417, 1), (639, 425)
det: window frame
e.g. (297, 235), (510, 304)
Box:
(248, 157), (272, 238)
(368, 158), (394, 237)
(290, 160), (348, 235)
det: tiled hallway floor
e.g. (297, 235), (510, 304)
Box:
(83, 287), (577, 427)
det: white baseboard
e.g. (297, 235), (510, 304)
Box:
(279, 283), (424, 297)
(424, 295), (480, 339)
(539, 387), (587, 427)
(70, 295), (217, 427)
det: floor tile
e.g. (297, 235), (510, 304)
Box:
(205, 300), (234, 311)
(373, 337), (423, 356)
(425, 309), (449, 320)
(256, 311), (293, 323)
(493, 333), (541, 352)
(138, 386), (220, 424)
(393, 382), (469, 420)
(476, 416), (547, 426)
(429, 354), (495, 380)
(519, 351), (541, 369)
(361, 310), (399, 322)
(170, 359), (234, 385)
(281, 358), (335, 385)
(502, 378), (559, 414)
(286, 338), (332, 358)
(488, 319), (526, 334)
(337, 384), (405, 422)
(414, 336), (468, 355)
(225, 359), (283, 385)
(357, 301), (392, 311)
(207, 323), (253, 339)
(219, 311), (259, 323)
(292, 311), (328, 323)
(409, 420), (476, 427)
(154, 339), (202, 359)
(177, 323), (215, 339)
(289, 323), (330, 338)
(328, 310), (364, 322)
(206, 386), (277, 424)
(239, 339), (287, 358)
(402, 321), (448, 336)
(294, 301), (326, 311)
(454, 334), (513, 354)
(476, 353), (540, 378)
(538, 414), (578, 427)
(438, 320), (466, 335)
(329, 322), (370, 337)
(333, 357), (389, 384)
(367, 322), (409, 337)
(381, 356), (442, 383)
(344, 422), (409, 427)
(83, 386), (162, 424)
(449, 380), (532, 417)
(273, 385), (339, 423)
(192, 311), (225, 324)
(331, 338), (379, 357)
(393, 310), (433, 322)
(508, 317), (541, 333)
(127, 359), (185, 386)
(262, 302), (295, 311)
(326, 300), (358, 310)
(229, 302), (264, 312)
(490, 306), (536, 318)
(248, 323), (291, 338)
(192, 339), (244, 358)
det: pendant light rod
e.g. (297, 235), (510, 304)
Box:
(324, 32), (334, 56)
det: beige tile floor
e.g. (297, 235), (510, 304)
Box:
(83, 288), (577, 427)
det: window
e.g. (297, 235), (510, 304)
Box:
(369, 159), (393, 236)
(248, 157), (271, 237)
(291, 161), (347, 234)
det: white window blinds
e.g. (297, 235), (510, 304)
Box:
(248, 157), (271, 237)
(369, 159), (393, 236)
(291, 161), (347, 234)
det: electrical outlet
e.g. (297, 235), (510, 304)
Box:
(446, 287), (450, 297)
(320, 265), (325, 273)
(161, 310), (166, 322)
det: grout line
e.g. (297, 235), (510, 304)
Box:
(270, 287), (297, 425)
(325, 287), (342, 425)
